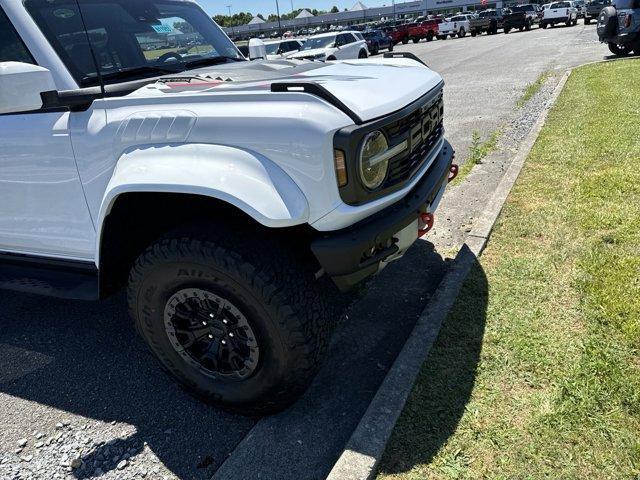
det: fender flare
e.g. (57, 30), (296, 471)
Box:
(95, 143), (310, 261)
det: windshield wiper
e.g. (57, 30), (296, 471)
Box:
(184, 55), (245, 70)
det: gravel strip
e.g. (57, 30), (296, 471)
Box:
(0, 420), (179, 480)
(429, 72), (562, 254)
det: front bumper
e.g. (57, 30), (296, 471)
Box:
(311, 140), (454, 291)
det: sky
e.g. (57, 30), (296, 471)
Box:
(199, 0), (389, 17)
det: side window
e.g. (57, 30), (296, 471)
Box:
(0, 8), (35, 64)
(346, 33), (357, 44)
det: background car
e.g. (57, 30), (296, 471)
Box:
(263, 39), (305, 60)
(438, 14), (473, 38)
(409, 18), (442, 42)
(541, 0), (579, 27)
(469, 9), (505, 35)
(288, 31), (368, 61)
(584, 0), (610, 23)
(362, 29), (393, 54)
(385, 23), (413, 44)
(574, 0), (586, 17)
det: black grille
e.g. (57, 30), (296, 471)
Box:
(333, 82), (446, 206)
(382, 95), (444, 189)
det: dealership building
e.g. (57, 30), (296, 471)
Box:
(223, 0), (506, 37)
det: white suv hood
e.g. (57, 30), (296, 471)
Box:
(132, 58), (443, 123)
(287, 47), (332, 59)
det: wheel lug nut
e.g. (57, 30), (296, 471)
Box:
(208, 334), (214, 339)
(202, 321), (207, 326)
(223, 319), (228, 324)
(229, 333), (234, 338)
(221, 340), (227, 345)
(209, 313), (214, 318)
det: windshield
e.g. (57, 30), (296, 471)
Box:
(550, 2), (571, 7)
(25, 0), (243, 87)
(511, 5), (533, 11)
(479, 11), (494, 17)
(265, 43), (280, 55)
(301, 35), (336, 50)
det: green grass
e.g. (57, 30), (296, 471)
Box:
(517, 70), (552, 108)
(451, 129), (502, 186)
(377, 59), (640, 480)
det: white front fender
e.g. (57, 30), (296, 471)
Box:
(96, 143), (309, 259)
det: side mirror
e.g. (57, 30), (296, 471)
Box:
(0, 62), (56, 115)
(248, 38), (267, 60)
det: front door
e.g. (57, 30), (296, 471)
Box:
(0, 6), (95, 260)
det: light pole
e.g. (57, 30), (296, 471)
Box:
(226, 5), (235, 38)
(275, 0), (283, 38)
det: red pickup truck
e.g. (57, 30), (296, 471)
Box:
(408, 19), (442, 42)
(384, 24), (412, 44)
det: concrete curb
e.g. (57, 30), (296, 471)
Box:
(325, 69), (572, 480)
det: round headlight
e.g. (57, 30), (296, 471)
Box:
(359, 131), (389, 190)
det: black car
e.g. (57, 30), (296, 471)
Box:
(502, 4), (537, 33)
(362, 29), (394, 55)
(585, 0), (610, 23)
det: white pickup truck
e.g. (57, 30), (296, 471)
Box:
(0, 0), (455, 414)
(541, 0), (579, 27)
(438, 14), (473, 39)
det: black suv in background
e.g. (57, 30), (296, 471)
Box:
(585, 0), (611, 23)
(503, 4), (540, 32)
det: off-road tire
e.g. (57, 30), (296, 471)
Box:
(608, 42), (631, 56)
(127, 230), (332, 416)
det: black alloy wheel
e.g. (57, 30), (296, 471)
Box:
(164, 288), (259, 380)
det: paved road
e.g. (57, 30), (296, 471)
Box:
(0, 23), (606, 480)
(397, 22), (605, 161)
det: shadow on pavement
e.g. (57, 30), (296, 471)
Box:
(0, 291), (254, 479)
(211, 240), (449, 480)
(0, 239), (448, 480)
(377, 258), (489, 475)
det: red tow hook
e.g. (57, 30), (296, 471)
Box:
(418, 212), (435, 238)
(448, 164), (459, 183)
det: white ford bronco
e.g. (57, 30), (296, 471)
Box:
(0, 0), (455, 414)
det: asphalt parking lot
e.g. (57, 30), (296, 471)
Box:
(0, 23), (607, 480)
